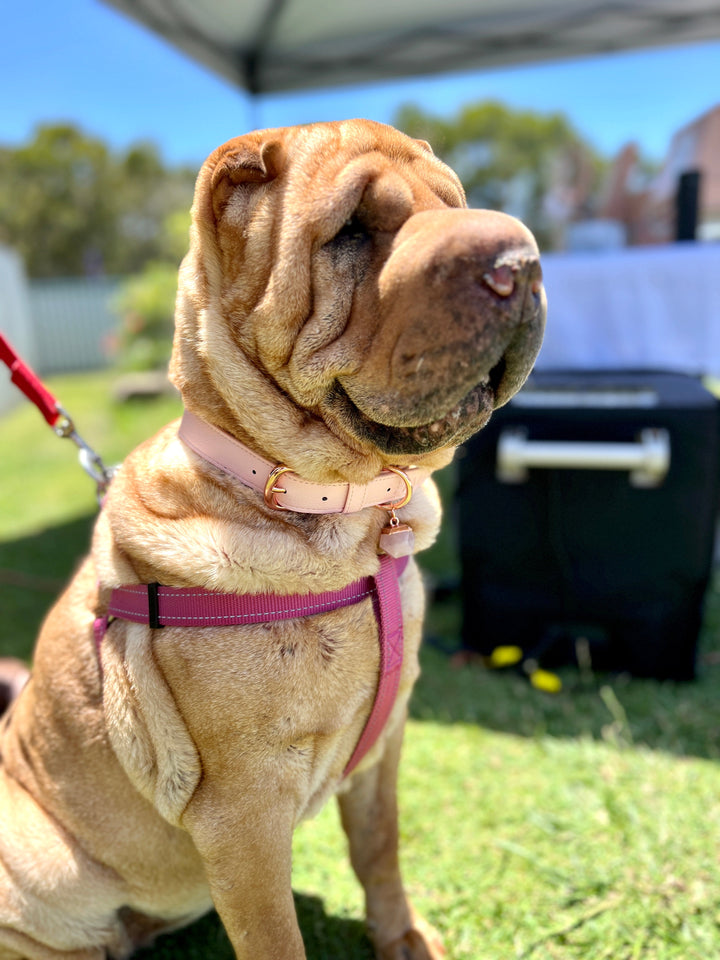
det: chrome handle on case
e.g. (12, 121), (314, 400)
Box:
(496, 427), (671, 488)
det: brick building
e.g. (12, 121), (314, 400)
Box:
(599, 104), (720, 245)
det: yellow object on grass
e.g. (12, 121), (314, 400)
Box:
(489, 645), (524, 668)
(529, 668), (563, 694)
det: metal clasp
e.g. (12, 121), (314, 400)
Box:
(263, 464), (294, 509)
(54, 404), (116, 502)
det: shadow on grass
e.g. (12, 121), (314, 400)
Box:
(0, 513), (96, 661)
(133, 895), (372, 960)
(411, 580), (720, 762)
(295, 893), (374, 960)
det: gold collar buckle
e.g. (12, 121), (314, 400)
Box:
(377, 466), (414, 511)
(263, 464), (294, 509)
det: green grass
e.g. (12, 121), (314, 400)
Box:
(2, 369), (720, 959)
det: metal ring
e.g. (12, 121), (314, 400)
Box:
(53, 404), (75, 439)
(263, 464), (293, 509)
(377, 466), (413, 511)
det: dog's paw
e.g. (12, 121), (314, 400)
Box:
(377, 921), (445, 960)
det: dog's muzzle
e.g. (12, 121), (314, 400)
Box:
(330, 209), (546, 455)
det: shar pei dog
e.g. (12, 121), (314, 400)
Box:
(0, 119), (545, 960)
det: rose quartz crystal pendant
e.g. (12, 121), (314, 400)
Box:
(379, 512), (415, 558)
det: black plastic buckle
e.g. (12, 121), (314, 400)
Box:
(148, 583), (164, 629)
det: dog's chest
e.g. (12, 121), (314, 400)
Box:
(152, 572), (422, 799)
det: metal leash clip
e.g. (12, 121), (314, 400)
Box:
(54, 405), (117, 502)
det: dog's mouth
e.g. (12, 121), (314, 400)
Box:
(325, 360), (506, 456)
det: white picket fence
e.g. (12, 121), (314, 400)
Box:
(28, 276), (122, 375)
(1, 245), (125, 416)
(0, 247), (35, 417)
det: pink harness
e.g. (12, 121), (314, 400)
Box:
(96, 412), (419, 778)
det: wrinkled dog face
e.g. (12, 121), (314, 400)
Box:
(173, 120), (546, 461)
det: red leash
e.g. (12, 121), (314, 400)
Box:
(0, 332), (113, 498)
(0, 332), (60, 427)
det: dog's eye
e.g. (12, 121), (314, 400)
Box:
(333, 216), (370, 244)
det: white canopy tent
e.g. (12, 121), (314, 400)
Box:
(102, 0), (720, 96)
(102, 0), (720, 378)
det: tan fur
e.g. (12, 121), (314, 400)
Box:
(0, 119), (545, 959)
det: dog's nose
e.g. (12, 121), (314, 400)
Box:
(481, 254), (544, 337)
(482, 264), (516, 298)
(483, 259), (543, 303)
(383, 208), (543, 332)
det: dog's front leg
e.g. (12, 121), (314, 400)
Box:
(182, 780), (306, 959)
(338, 718), (445, 960)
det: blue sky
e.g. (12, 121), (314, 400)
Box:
(3, 0), (720, 170)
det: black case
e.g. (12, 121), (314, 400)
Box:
(457, 370), (720, 680)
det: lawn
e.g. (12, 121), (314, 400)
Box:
(1, 369), (720, 959)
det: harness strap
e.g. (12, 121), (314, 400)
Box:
(95, 554), (408, 777)
(106, 575), (377, 627)
(343, 553), (405, 776)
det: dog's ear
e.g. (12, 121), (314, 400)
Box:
(208, 139), (285, 222)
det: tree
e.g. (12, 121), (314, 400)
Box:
(112, 208), (191, 372)
(396, 100), (608, 249)
(0, 124), (196, 277)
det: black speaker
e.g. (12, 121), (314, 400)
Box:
(458, 370), (720, 680)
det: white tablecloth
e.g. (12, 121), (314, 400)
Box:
(536, 243), (720, 378)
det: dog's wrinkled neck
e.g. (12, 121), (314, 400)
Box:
(168, 287), (396, 484)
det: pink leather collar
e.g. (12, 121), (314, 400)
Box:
(179, 409), (428, 514)
(96, 555), (407, 777)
